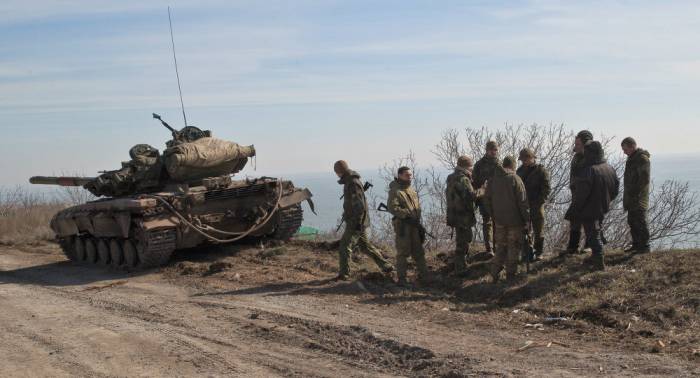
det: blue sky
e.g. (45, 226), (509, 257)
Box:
(2, 0), (700, 185)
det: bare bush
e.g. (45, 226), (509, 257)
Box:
(374, 124), (700, 253)
(0, 187), (65, 245)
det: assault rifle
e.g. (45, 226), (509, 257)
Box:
(335, 181), (375, 232)
(522, 232), (535, 273)
(377, 202), (435, 241)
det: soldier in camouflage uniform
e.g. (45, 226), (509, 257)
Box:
(388, 166), (429, 286)
(484, 156), (529, 282)
(473, 141), (501, 254)
(563, 130), (593, 255)
(516, 148), (551, 260)
(621, 137), (651, 254)
(445, 156), (477, 272)
(334, 160), (394, 280)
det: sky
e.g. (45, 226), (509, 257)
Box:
(2, 0), (700, 186)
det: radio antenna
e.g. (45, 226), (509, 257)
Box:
(168, 6), (188, 127)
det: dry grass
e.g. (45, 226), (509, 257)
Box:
(444, 249), (700, 360)
(0, 187), (67, 245)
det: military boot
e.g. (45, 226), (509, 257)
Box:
(633, 246), (651, 254)
(534, 237), (544, 257)
(453, 256), (467, 274)
(624, 245), (638, 253)
(583, 254), (605, 271)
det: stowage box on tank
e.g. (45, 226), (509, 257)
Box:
(30, 114), (314, 270)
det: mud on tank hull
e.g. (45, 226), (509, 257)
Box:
(51, 177), (313, 270)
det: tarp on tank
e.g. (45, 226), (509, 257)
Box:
(163, 137), (255, 181)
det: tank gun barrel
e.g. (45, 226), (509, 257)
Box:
(29, 176), (95, 187)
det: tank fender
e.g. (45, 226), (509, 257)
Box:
(279, 188), (315, 214)
(50, 214), (79, 237)
(74, 212), (95, 234)
(114, 212), (131, 238)
(92, 212), (125, 238)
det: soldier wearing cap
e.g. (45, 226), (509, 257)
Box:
(484, 156), (529, 282)
(473, 140), (501, 254)
(445, 155), (477, 272)
(334, 160), (394, 280)
(621, 137), (651, 254)
(516, 148), (551, 260)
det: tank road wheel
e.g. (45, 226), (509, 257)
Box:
(109, 239), (123, 268)
(74, 237), (86, 261)
(85, 238), (97, 264)
(58, 237), (77, 261)
(122, 240), (138, 269)
(97, 239), (111, 266)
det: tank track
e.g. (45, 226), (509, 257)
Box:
(271, 204), (304, 240)
(58, 228), (176, 271)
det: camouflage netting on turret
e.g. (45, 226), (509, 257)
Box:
(163, 137), (255, 181)
(84, 144), (166, 197)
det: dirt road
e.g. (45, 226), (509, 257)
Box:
(1, 243), (697, 377)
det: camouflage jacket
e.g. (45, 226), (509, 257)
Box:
(516, 163), (551, 207)
(623, 148), (651, 211)
(388, 178), (421, 222)
(445, 167), (476, 228)
(339, 170), (370, 229)
(484, 166), (529, 227)
(473, 155), (500, 190)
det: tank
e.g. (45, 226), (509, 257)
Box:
(30, 114), (314, 270)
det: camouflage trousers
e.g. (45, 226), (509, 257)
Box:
(530, 204), (545, 255)
(477, 200), (494, 252)
(454, 226), (473, 271)
(627, 209), (650, 249)
(491, 224), (523, 278)
(394, 223), (429, 283)
(338, 227), (392, 276)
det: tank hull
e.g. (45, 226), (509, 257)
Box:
(50, 177), (312, 269)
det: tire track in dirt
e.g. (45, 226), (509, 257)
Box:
(0, 322), (113, 378)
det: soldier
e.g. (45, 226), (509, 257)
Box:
(563, 130), (594, 255)
(516, 148), (551, 260)
(387, 166), (429, 286)
(473, 140), (501, 254)
(445, 155), (477, 272)
(484, 156), (529, 283)
(334, 160), (394, 280)
(570, 141), (620, 270)
(621, 137), (651, 254)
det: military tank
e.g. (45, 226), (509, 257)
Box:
(30, 114), (314, 270)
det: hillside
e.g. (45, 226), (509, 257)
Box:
(1, 238), (698, 377)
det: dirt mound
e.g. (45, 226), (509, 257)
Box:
(452, 249), (700, 360)
(244, 310), (477, 377)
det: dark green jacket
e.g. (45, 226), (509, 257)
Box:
(516, 163), (551, 208)
(484, 166), (529, 227)
(569, 152), (586, 192)
(570, 142), (620, 221)
(339, 170), (370, 229)
(445, 167), (476, 228)
(473, 155), (500, 190)
(623, 149), (651, 211)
